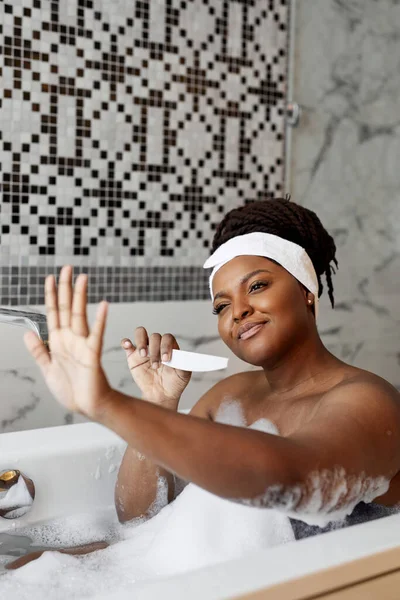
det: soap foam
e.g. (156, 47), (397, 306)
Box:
(0, 478), (295, 599)
(214, 396), (247, 427)
(147, 475), (169, 519)
(13, 509), (121, 550)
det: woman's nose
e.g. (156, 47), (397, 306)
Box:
(233, 303), (252, 323)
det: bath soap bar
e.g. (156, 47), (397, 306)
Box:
(161, 349), (228, 372)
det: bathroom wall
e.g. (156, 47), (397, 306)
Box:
(0, 303), (259, 431)
(0, 0), (288, 305)
(289, 0), (400, 388)
(0, 0), (289, 432)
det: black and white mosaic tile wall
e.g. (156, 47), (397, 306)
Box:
(0, 0), (289, 304)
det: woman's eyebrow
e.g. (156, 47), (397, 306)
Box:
(213, 269), (273, 302)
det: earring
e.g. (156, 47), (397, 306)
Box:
(308, 298), (313, 304)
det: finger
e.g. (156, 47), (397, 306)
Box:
(71, 273), (89, 337)
(134, 326), (149, 358)
(87, 300), (108, 355)
(44, 274), (59, 333)
(121, 337), (136, 358)
(58, 265), (73, 329)
(160, 333), (178, 363)
(24, 331), (51, 374)
(121, 338), (148, 373)
(148, 332), (162, 369)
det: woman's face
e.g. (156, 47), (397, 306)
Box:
(212, 255), (314, 367)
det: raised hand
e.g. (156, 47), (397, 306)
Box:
(121, 328), (191, 408)
(24, 266), (112, 419)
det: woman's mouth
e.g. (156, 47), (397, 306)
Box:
(239, 323), (266, 340)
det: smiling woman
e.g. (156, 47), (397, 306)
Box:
(20, 197), (400, 573)
(200, 198), (400, 528)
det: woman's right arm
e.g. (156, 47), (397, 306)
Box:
(114, 326), (215, 523)
(115, 425), (176, 522)
(115, 395), (211, 522)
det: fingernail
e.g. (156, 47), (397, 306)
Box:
(162, 353), (169, 362)
(151, 362), (159, 370)
(140, 348), (147, 358)
(123, 340), (131, 349)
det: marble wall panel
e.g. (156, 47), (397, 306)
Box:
(289, 0), (400, 388)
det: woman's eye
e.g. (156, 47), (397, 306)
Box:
(212, 303), (228, 315)
(249, 281), (268, 293)
(212, 282), (269, 314)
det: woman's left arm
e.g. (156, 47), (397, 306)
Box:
(96, 377), (400, 514)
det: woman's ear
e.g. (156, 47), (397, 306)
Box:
(300, 285), (313, 305)
(302, 289), (315, 317)
(300, 285), (315, 314)
(301, 286), (314, 308)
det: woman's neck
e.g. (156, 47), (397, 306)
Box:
(262, 332), (342, 400)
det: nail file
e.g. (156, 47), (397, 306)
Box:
(161, 349), (228, 372)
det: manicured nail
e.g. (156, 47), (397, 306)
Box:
(140, 348), (147, 358)
(151, 362), (159, 370)
(162, 353), (169, 362)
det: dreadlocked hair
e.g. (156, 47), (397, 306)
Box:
(211, 196), (338, 308)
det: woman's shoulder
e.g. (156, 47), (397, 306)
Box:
(324, 366), (400, 406)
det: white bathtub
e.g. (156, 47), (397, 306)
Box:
(1, 422), (400, 599)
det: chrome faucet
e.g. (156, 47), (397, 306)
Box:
(0, 470), (35, 519)
(0, 308), (48, 347)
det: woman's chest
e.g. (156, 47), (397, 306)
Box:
(236, 390), (323, 437)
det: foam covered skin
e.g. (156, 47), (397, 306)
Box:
(234, 468), (389, 526)
(217, 401), (390, 526)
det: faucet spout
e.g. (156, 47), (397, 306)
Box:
(0, 308), (48, 347)
(0, 470), (35, 519)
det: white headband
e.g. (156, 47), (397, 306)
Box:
(203, 232), (319, 318)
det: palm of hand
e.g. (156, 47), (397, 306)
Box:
(24, 266), (111, 420)
(128, 352), (191, 405)
(44, 330), (106, 415)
